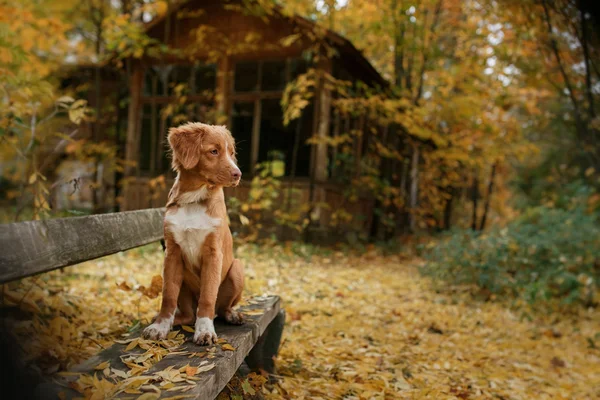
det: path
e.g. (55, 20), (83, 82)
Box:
(4, 244), (599, 399)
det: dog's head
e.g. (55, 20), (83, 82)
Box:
(168, 122), (241, 187)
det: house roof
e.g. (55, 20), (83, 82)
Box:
(144, 0), (388, 88)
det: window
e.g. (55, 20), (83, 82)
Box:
(139, 103), (172, 174)
(143, 64), (216, 97)
(230, 102), (254, 174)
(231, 58), (312, 177)
(261, 60), (287, 91)
(194, 64), (216, 93)
(138, 63), (216, 175)
(234, 61), (259, 92)
(258, 99), (311, 177)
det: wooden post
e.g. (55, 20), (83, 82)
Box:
(123, 63), (144, 210)
(251, 99), (262, 175)
(216, 56), (231, 120)
(245, 309), (285, 378)
(305, 57), (332, 234)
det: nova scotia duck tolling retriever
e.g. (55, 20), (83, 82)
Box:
(142, 122), (244, 345)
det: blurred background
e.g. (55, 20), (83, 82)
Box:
(0, 0), (599, 302)
(1, 2), (600, 398)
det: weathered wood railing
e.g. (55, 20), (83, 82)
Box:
(0, 209), (285, 400)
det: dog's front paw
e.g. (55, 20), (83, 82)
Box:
(224, 310), (244, 325)
(193, 317), (217, 345)
(142, 319), (172, 340)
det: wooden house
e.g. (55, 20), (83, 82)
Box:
(82, 0), (388, 237)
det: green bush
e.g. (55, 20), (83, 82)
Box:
(421, 205), (600, 307)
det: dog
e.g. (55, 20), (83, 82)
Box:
(142, 122), (244, 345)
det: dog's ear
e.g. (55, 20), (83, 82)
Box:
(168, 123), (205, 170)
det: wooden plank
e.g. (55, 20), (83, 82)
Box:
(42, 296), (282, 400)
(0, 208), (165, 283)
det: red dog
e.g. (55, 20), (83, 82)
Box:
(143, 122), (244, 345)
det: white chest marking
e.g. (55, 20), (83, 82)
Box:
(165, 204), (221, 266)
(178, 186), (209, 204)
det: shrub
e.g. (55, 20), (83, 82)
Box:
(421, 204), (600, 307)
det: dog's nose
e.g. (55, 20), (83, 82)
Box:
(231, 169), (242, 179)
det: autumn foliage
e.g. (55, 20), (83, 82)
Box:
(1, 0), (600, 399)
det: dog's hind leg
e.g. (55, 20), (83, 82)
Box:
(216, 259), (244, 325)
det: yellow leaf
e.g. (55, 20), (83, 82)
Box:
(112, 368), (129, 379)
(136, 394), (159, 400)
(28, 173), (36, 184)
(196, 363), (215, 373)
(94, 361), (110, 370)
(221, 344), (235, 351)
(182, 325), (195, 333)
(57, 95), (74, 104)
(585, 167), (595, 177)
(126, 339), (139, 351)
(280, 33), (301, 47)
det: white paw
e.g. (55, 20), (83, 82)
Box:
(193, 317), (217, 345)
(142, 317), (172, 340)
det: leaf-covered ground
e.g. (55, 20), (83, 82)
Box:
(2, 243), (599, 399)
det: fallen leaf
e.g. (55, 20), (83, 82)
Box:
(182, 325), (195, 333)
(117, 282), (132, 291)
(241, 379), (255, 395)
(136, 393), (159, 400)
(551, 357), (566, 368)
(94, 361), (110, 370)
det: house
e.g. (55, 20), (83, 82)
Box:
(74, 0), (389, 237)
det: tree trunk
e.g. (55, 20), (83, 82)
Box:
(471, 173), (479, 231)
(443, 192), (454, 231)
(392, 0), (405, 90)
(479, 163), (497, 231)
(408, 144), (419, 232)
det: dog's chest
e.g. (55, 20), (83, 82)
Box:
(165, 204), (221, 266)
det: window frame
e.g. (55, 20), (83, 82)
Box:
(228, 57), (311, 177)
(138, 63), (216, 176)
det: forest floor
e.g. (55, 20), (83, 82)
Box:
(3, 243), (599, 399)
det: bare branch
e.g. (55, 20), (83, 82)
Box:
(541, 0), (582, 119)
(414, 0), (443, 104)
(579, 0), (596, 118)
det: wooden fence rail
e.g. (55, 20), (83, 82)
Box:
(0, 208), (165, 283)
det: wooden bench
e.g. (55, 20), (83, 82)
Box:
(0, 209), (285, 399)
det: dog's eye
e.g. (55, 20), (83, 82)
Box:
(210, 149), (218, 155)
